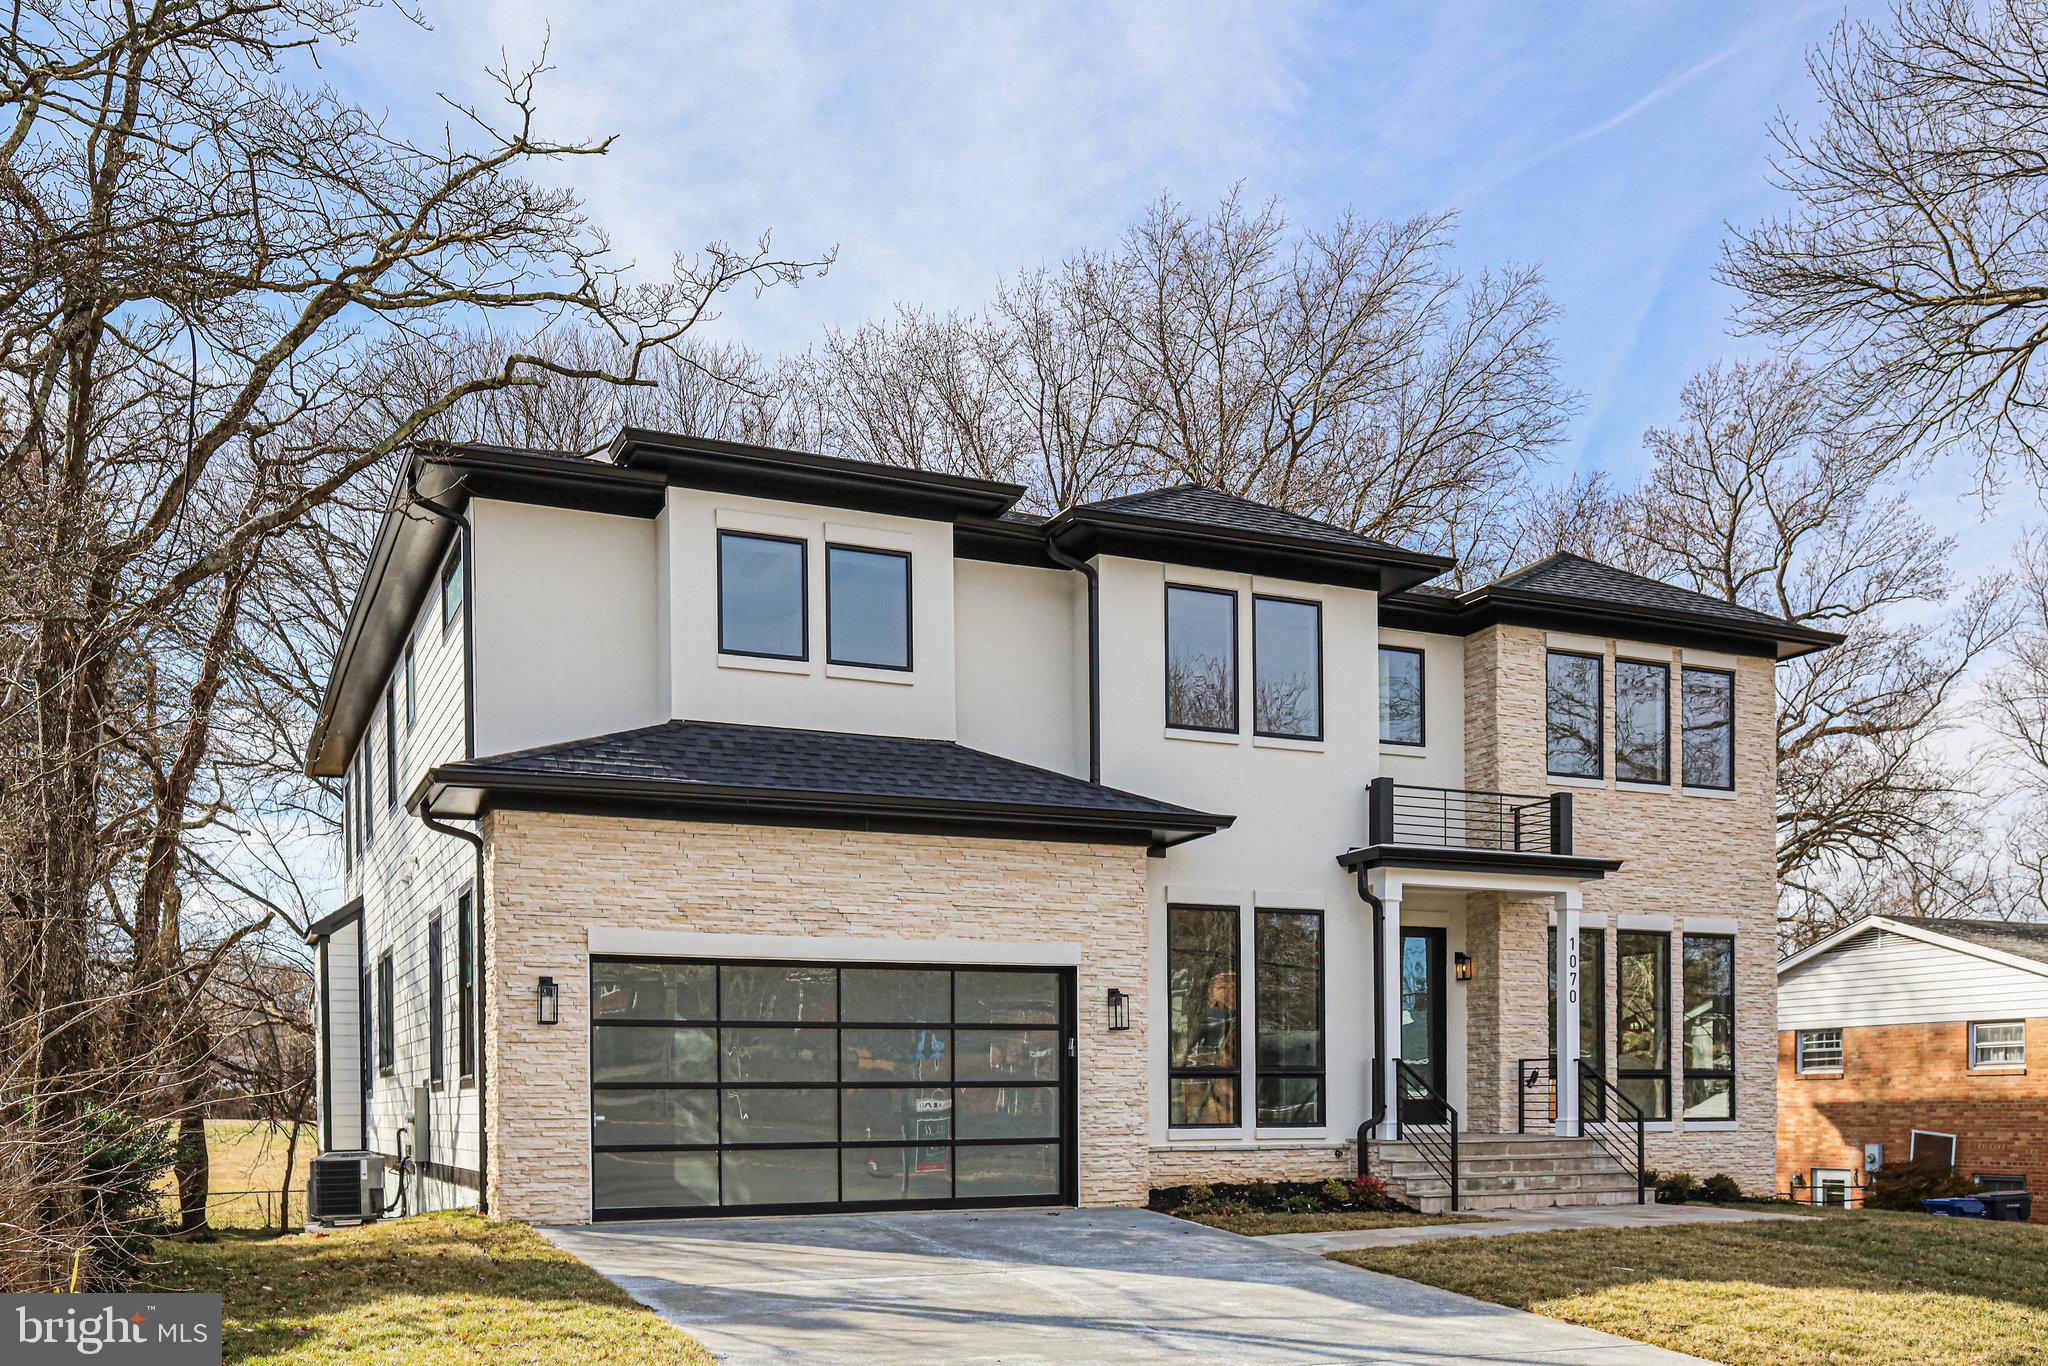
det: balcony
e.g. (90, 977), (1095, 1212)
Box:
(1366, 777), (1571, 855)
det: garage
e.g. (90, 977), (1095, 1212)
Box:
(590, 956), (1077, 1218)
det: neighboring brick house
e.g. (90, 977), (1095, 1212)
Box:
(302, 429), (1837, 1224)
(1777, 916), (2048, 1217)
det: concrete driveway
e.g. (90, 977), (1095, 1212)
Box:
(542, 1208), (1698, 1364)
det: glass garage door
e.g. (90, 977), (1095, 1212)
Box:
(590, 957), (1075, 1218)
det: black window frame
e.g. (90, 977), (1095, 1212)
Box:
(1378, 644), (1426, 747)
(403, 639), (416, 730)
(1681, 665), (1736, 791)
(1166, 904), (1242, 1129)
(456, 889), (476, 1081)
(384, 685), (398, 809)
(1613, 657), (1671, 785)
(427, 914), (446, 1086)
(1680, 933), (1736, 1122)
(359, 964), (372, 1107)
(1253, 909), (1324, 1128)
(376, 950), (395, 1076)
(824, 543), (913, 672)
(1545, 648), (1605, 780)
(1615, 929), (1670, 1122)
(717, 530), (809, 662)
(440, 537), (464, 635)
(1163, 584), (1239, 734)
(359, 746), (373, 847)
(1795, 1027), (1843, 1074)
(1250, 594), (1323, 742)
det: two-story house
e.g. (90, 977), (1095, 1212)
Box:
(301, 429), (1838, 1223)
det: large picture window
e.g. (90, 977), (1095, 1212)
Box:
(1682, 934), (1735, 1120)
(718, 531), (807, 660)
(1614, 658), (1670, 784)
(1167, 906), (1240, 1127)
(1378, 645), (1424, 746)
(1165, 586), (1237, 732)
(1252, 596), (1322, 740)
(826, 545), (911, 670)
(1546, 650), (1603, 778)
(1616, 930), (1669, 1120)
(1682, 667), (1735, 790)
(1254, 911), (1323, 1127)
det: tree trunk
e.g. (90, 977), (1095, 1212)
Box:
(173, 1107), (210, 1236)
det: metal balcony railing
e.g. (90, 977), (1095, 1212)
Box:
(1367, 777), (1572, 855)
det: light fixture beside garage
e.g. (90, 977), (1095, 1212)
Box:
(1453, 952), (1474, 983)
(1106, 987), (1131, 1031)
(537, 975), (561, 1025)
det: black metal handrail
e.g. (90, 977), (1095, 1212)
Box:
(1393, 1059), (1460, 1211)
(1578, 1061), (1647, 1205)
(1368, 778), (1571, 854)
(1516, 1055), (1554, 1133)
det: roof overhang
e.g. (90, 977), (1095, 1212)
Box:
(1042, 506), (1453, 594)
(411, 764), (1234, 851)
(611, 428), (1026, 521)
(1777, 915), (2048, 980)
(304, 897), (364, 944)
(1379, 586), (1844, 661)
(1338, 843), (1623, 889)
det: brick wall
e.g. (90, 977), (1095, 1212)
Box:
(1463, 625), (1781, 1192)
(480, 809), (1153, 1223)
(1778, 1020), (2048, 1219)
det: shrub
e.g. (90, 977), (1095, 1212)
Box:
(1654, 1171), (1698, 1204)
(1347, 1175), (1398, 1211)
(1700, 1173), (1742, 1204)
(1866, 1160), (1981, 1211)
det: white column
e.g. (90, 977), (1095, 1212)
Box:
(1371, 872), (1403, 1140)
(1553, 888), (1582, 1138)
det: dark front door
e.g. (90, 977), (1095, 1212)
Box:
(1399, 928), (1449, 1126)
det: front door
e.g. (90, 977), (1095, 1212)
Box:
(1399, 928), (1448, 1126)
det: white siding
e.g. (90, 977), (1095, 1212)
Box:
(954, 559), (1084, 775)
(1779, 927), (2048, 1030)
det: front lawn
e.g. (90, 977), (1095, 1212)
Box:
(149, 1212), (712, 1364)
(1335, 1207), (2048, 1365)
(1178, 1208), (1490, 1236)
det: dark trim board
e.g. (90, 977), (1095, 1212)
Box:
(1337, 844), (1623, 881)
(1379, 587), (1842, 661)
(612, 428), (1024, 519)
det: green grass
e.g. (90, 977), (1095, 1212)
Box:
(151, 1120), (313, 1230)
(1176, 1208), (1491, 1236)
(148, 1212), (712, 1364)
(1334, 1207), (2048, 1364)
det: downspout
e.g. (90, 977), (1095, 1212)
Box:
(1044, 538), (1101, 783)
(1356, 870), (1386, 1180)
(422, 811), (488, 1215)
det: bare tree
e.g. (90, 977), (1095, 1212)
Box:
(0, 1), (821, 1288)
(1723, 0), (2048, 486)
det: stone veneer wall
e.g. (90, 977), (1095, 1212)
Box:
(1462, 623), (1782, 1192)
(479, 810), (1154, 1224)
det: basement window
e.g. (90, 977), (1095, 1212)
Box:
(1910, 1129), (1957, 1166)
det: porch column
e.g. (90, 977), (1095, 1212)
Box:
(1371, 872), (1403, 1141)
(1552, 888), (1582, 1137)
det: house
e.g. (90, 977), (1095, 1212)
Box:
(301, 428), (1838, 1224)
(1778, 915), (2048, 1215)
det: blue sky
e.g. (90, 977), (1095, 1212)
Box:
(336, 1), (1884, 485)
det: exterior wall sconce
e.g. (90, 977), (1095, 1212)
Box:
(1106, 988), (1131, 1031)
(537, 975), (561, 1025)
(1453, 952), (1474, 983)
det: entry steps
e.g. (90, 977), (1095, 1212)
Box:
(1367, 1132), (1640, 1213)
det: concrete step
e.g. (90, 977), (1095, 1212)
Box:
(1407, 1186), (1645, 1214)
(1370, 1130), (1644, 1214)
(1374, 1155), (1629, 1178)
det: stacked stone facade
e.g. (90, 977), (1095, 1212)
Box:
(480, 809), (1153, 1223)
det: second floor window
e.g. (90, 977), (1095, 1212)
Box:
(1614, 658), (1670, 784)
(384, 686), (398, 808)
(440, 538), (464, 629)
(1252, 596), (1321, 740)
(1165, 585), (1237, 732)
(718, 531), (806, 659)
(1682, 667), (1735, 789)
(1796, 1027), (1842, 1073)
(826, 545), (911, 669)
(1546, 650), (1603, 779)
(1379, 645), (1424, 746)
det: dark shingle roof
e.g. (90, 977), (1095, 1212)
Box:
(1886, 916), (2048, 967)
(434, 720), (1228, 836)
(1491, 553), (1814, 634)
(1077, 484), (1407, 552)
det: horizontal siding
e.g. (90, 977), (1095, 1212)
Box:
(1780, 929), (2048, 1029)
(319, 934), (362, 1150)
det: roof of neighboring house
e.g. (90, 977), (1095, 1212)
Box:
(411, 719), (1233, 846)
(1382, 551), (1843, 660)
(1778, 913), (2048, 978)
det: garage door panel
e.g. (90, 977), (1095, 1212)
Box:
(591, 956), (1073, 1219)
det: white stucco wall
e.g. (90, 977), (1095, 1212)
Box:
(954, 559), (1085, 775)
(470, 499), (663, 758)
(1375, 626), (1466, 790)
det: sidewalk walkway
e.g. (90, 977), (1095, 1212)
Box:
(1266, 1201), (1807, 1253)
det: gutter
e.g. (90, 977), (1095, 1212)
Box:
(421, 811), (489, 1217)
(1356, 869), (1386, 1179)
(1043, 539), (1102, 783)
